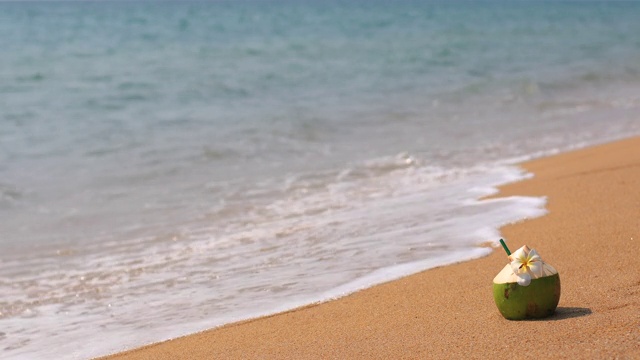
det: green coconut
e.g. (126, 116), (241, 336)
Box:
(493, 263), (561, 320)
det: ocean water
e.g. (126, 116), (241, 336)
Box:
(1, 0), (640, 358)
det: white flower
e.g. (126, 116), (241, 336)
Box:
(509, 246), (543, 286)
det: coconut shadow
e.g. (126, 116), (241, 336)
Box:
(528, 307), (592, 321)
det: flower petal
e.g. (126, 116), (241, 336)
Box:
(528, 249), (542, 262)
(528, 260), (544, 278)
(511, 246), (528, 260)
(510, 259), (522, 274)
(509, 247), (528, 274)
(516, 273), (531, 286)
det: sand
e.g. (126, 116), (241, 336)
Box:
(102, 136), (640, 359)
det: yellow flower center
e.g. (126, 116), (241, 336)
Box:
(518, 258), (533, 272)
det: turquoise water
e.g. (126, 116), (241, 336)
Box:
(1, 1), (640, 358)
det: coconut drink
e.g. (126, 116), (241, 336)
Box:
(493, 240), (561, 320)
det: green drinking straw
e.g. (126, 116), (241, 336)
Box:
(499, 238), (511, 256)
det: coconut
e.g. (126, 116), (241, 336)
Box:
(493, 261), (561, 320)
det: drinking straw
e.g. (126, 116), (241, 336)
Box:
(499, 238), (511, 256)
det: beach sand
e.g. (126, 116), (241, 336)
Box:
(102, 136), (640, 359)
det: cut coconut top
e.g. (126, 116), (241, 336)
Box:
(493, 262), (558, 284)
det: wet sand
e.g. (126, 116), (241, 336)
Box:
(102, 136), (640, 359)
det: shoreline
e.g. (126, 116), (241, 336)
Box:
(102, 136), (640, 359)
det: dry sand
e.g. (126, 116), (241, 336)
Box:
(102, 136), (640, 359)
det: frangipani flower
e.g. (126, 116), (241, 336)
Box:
(509, 246), (544, 286)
